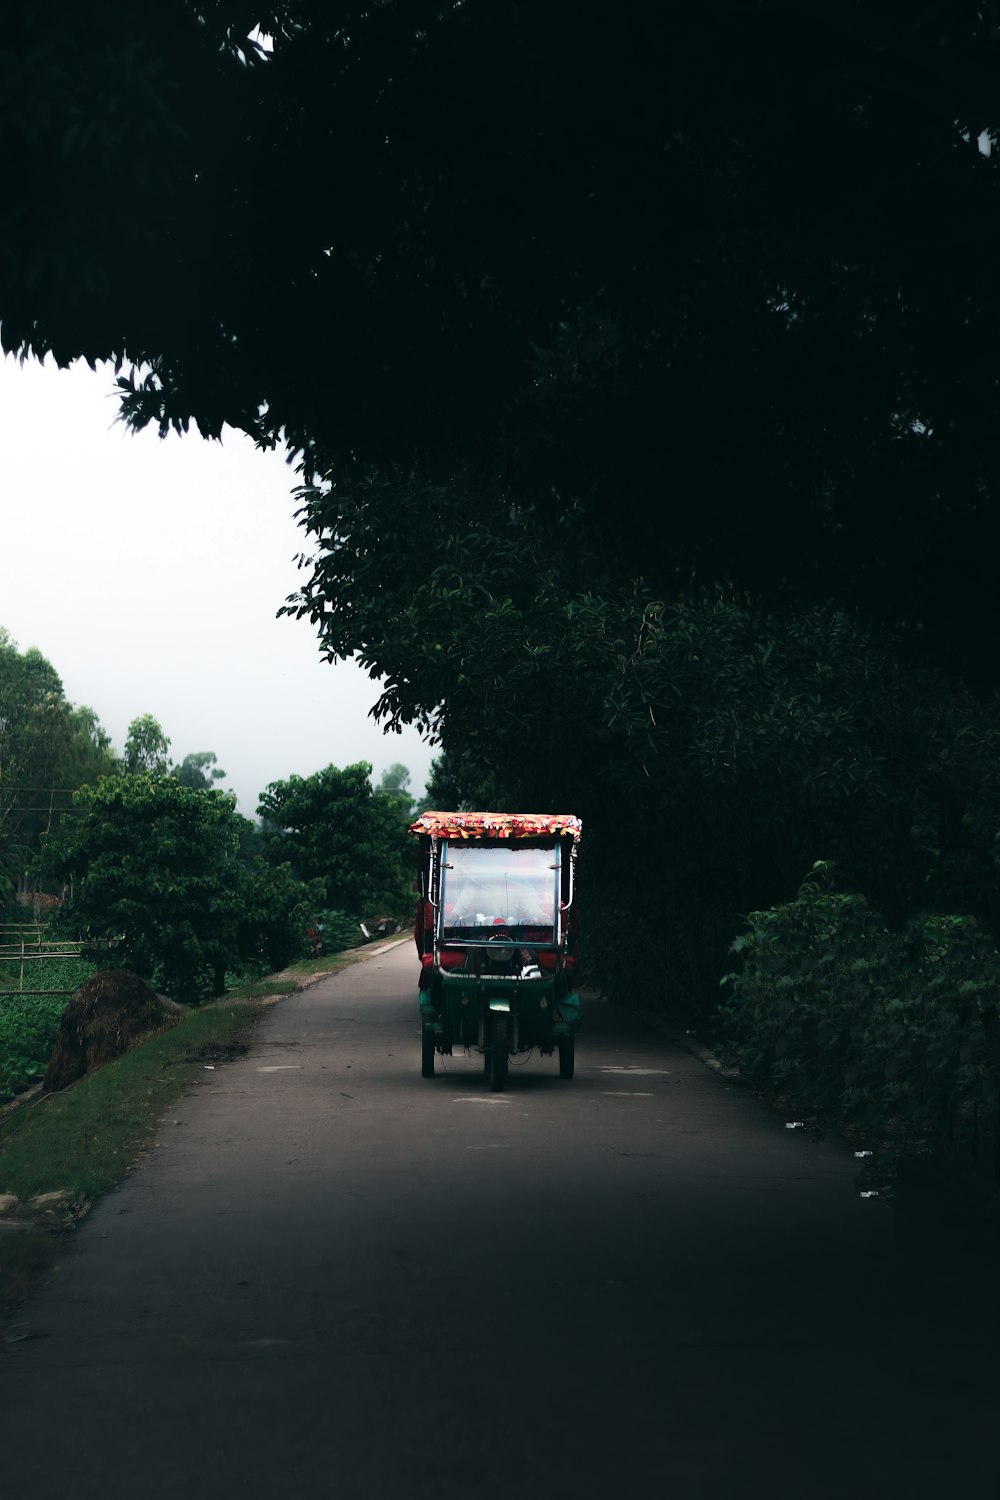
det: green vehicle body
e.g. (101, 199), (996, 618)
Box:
(409, 812), (583, 1091)
(422, 966), (582, 1052)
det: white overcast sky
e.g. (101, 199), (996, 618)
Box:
(0, 355), (434, 815)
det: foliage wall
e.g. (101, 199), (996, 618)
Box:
(720, 869), (1000, 1157)
(411, 588), (1000, 1020)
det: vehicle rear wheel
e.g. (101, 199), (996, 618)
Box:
(421, 1028), (436, 1078)
(558, 1036), (575, 1079)
(489, 1016), (509, 1092)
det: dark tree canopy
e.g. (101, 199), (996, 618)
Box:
(5, 3), (1000, 677)
(257, 762), (411, 915)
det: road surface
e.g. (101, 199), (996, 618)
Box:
(1, 941), (997, 1497)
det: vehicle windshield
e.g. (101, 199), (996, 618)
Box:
(439, 844), (558, 940)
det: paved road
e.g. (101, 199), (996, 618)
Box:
(2, 942), (997, 1497)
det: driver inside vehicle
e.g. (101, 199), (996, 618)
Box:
(445, 881), (553, 930)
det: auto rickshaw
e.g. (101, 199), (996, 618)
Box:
(409, 811), (582, 1090)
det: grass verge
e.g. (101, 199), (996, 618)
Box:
(0, 1002), (264, 1332)
(0, 938), (408, 1329)
(222, 977), (300, 1000)
(0, 941), (408, 1196)
(0, 1003), (263, 1204)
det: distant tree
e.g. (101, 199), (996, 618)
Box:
(378, 763), (411, 795)
(174, 750), (226, 791)
(258, 762), (411, 916)
(376, 761), (418, 822)
(419, 750), (498, 816)
(123, 713), (171, 775)
(0, 630), (116, 898)
(41, 774), (248, 1002)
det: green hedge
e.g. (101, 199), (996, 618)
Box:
(0, 993), (67, 1099)
(314, 910), (365, 953)
(0, 955), (95, 995)
(720, 865), (1000, 1144)
(0, 957), (94, 1099)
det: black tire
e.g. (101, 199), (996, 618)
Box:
(489, 1016), (509, 1092)
(421, 1028), (436, 1078)
(558, 1036), (575, 1079)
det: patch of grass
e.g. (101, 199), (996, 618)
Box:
(286, 953), (355, 976)
(0, 937), (405, 1325)
(0, 1003), (263, 1203)
(223, 977), (300, 1000)
(0, 994), (67, 1099)
(0, 958), (99, 1101)
(0, 956), (95, 994)
(294, 937), (409, 974)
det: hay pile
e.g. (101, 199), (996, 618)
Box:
(43, 970), (181, 1093)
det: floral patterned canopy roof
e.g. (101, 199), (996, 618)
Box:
(409, 811), (582, 843)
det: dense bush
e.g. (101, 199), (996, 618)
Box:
(0, 955), (96, 1099)
(236, 861), (325, 975)
(719, 865), (1000, 1146)
(0, 954), (95, 996)
(0, 993), (69, 1100)
(313, 910), (365, 954)
(41, 775), (251, 1003)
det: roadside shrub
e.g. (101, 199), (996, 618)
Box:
(40, 775), (248, 1004)
(857, 914), (1000, 1136)
(720, 864), (1000, 1144)
(0, 993), (67, 1099)
(236, 861), (324, 975)
(0, 956), (95, 996)
(0, 956), (96, 1099)
(314, 910), (363, 954)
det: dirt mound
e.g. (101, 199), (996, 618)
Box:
(188, 1041), (248, 1064)
(43, 970), (180, 1093)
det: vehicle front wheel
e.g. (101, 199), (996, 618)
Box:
(421, 1029), (436, 1078)
(558, 1036), (575, 1079)
(489, 1016), (509, 1092)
